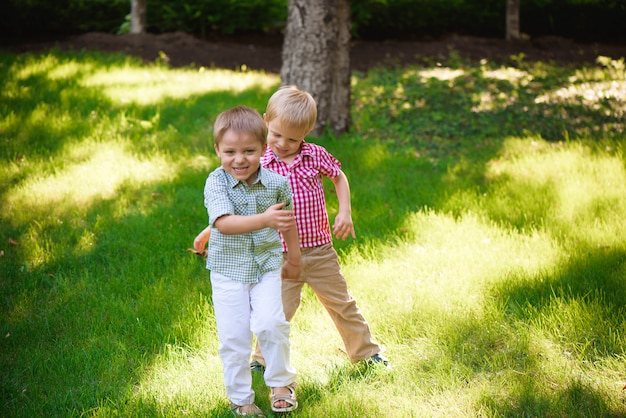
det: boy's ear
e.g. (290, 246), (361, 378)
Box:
(214, 143), (220, 154)
(263, 113), (268, 123)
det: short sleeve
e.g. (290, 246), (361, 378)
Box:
(204, 170), (234, 226)
(307, 143), (342, 179)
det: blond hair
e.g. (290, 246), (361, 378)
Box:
(213, 105), (267, 147)
(265, 85), (317, 135)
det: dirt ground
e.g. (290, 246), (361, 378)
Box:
(3, 31), (626, 72)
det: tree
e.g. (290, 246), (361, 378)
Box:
(506, 0), (520, 40)
(130, 0), (147, 34)
(280, 0), (352, 136)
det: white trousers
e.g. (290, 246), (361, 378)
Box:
(211, 270), (296, 406)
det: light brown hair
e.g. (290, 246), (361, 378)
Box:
(213, 105), (267, 147)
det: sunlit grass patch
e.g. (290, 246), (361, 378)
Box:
(479, 137), (626, 245)
(82, 66), (279, 105)
(3, 139), (176, 222)
(127, 347), (225, 414)
(8, 53), (91, 81)
(343, 209), (559, 329)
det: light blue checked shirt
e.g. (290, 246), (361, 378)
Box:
(204, 167), (293, 283)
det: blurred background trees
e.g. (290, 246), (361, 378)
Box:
(1, 0), (624, 43)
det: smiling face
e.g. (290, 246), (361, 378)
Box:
(265, 118), (307, 164)
(215, 128), (264, 186)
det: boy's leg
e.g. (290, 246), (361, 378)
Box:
(250, 269), (297, 387)
(250, 338), (265, 368)
(211, 272), (255, 406)
(304, 244), (382, 362)
(281, 267), (305, 322)
(250, 267), (304, 367)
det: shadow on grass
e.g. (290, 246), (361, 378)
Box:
(480, 379), (615, 418)
(383, 246), (626, 416)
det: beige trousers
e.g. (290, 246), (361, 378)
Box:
(252, 243), (381, 363)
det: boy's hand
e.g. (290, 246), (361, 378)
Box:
(265, 202), (297, 231)
(281, 259), (301, 280)
(193, 235), (208, 254)
(193, 227), (211, 253)
(332, 212), (356, 240)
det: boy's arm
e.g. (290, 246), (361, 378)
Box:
(330, 170), (356, 240)
(214, 202), (296, 235)
(280, 227), (301, 280)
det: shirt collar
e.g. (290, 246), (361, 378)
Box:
(223, 167), (265, 188)
(264, 142), (313, 164)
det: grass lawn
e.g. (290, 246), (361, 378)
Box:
(1, 49), (626, 417)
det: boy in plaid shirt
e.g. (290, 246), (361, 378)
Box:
(195, 105), (300, 415)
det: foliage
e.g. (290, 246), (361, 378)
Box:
(0, 0), (129, 37)
(1, 47), (626, 417)
(0, 0), (624, 42)
(146, 0), (288, 37)
(353, 0), (501, 39)
(353, 0), (626, 41)
(519, 0), (626, 42)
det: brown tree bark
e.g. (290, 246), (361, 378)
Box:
(280, 0), (352, 136)
(130, 0), (147, 34)
(506, 0), (520, 40)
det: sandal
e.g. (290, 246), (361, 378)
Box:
(229, 403), (266, 417)
(270, 383), (298, 413)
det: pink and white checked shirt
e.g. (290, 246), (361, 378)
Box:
(262, 142), (342, 251)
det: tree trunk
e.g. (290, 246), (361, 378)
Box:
(130, 0), (147, 34)
(281, 0), (351, 136)
(506, 0), (520, 40)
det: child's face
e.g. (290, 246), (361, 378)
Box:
(266, 118), (306, 161)
(214, 129), (264, 186)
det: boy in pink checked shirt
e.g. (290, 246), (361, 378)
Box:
(195, 86), (389, 371)
(252, 85), (389, 369)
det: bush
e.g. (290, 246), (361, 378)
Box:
(0, 0), (624, 42)
(0, 0), (129, 38)
(352, 0), (504, 40)
(146, 0), (287, 37)
(352, 0), (626, 42)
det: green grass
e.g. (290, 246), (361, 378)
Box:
(1, 48), (626, 417)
